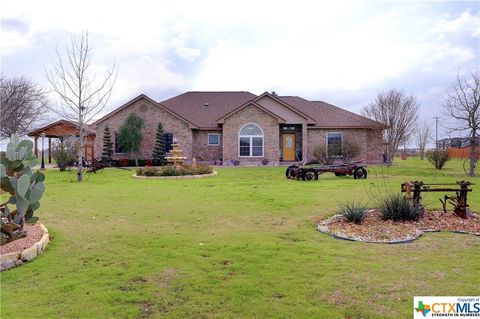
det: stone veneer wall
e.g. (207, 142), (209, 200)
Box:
(222, 104), (279, 165)
(307, 128), (383, 164)
(192, 130), (223, 162)
(94, 98), (193, 161)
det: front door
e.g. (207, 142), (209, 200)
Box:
(282, 134), (295, 161)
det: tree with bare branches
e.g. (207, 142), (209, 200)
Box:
(443, 72), (479, 177)
(0, 76), (49, 138)
(362, 89), (419, 165)
(414, 119), (433, 160)
(46, 31), (118, 181)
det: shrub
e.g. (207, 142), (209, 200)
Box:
(136, 164), (213, 177)
(378, 193), (423, 221)
(118, 158), (129, 167)
(342, 140), (361, 164)
(136, 167), (158, 176)
(426, 149), (450, 169)
(337, 201), (368, 224)
(52, 139), (77, 171)
(312, 144), (336, 164)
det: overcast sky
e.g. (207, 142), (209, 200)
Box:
(1, 0), (479, 140)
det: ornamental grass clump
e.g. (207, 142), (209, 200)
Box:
(378, 193), (423, 221)
(337, 201), (368, 224)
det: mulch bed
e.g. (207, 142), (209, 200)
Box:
(317, 210), (480, 243)
(0, 224), (44, 255)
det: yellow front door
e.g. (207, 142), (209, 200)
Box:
(283, 134), (295, 161)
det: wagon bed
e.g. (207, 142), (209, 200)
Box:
(286, 162), (367, 181)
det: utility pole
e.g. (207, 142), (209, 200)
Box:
(434, 116), (440, 149)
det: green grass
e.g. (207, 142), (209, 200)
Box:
(1, 158), (479, 318)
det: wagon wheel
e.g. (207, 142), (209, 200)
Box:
(302, 169), (318, 181)
(353, 167), (367, 179)
(463, 158), (478, 175)
(285, 165), (298, 179)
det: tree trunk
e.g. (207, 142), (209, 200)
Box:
(135, 153), (139, 167)
(420, 151), (424, 160)
(77, 113), (84, 182)
(470, 135), (477, 177)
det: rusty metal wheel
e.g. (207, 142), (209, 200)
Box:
(302, 169), (318, 181)
(353, 167), (367, 179)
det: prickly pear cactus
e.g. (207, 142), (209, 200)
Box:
(0, 134), (46, 245)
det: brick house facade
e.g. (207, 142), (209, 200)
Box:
(92, 91), (387, 165)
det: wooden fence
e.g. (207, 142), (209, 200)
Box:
(447, 146), (480, 159)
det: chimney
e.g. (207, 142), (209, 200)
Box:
(271, 91), (277, 96)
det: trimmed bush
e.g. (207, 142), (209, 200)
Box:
(378, 193), (423, 221)
(426, 149), (450, 170)
(337, 201), (368, 224)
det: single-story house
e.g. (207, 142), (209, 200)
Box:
(92, 91), (387, 165)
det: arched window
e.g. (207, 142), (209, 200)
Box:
(239, 124), (263, 157)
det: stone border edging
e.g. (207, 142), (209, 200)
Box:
(0, 223), (50, 271)
(317, 215), (480, 244)
(132, 171), (218, 180)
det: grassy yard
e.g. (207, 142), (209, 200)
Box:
(1, 158), (479, 318)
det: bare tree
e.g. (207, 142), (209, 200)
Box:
(362, 89), (419, 165)
(46, 31), (118, 181)
(443, 72), (479, 176)
(0, 76), (49, 138)
(414, 119), (433, 160)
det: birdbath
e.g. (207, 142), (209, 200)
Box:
(165, 139), (187, 169)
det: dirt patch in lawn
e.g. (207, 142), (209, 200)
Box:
(318, 210), (480, 243)
(0, 224), (44, 254)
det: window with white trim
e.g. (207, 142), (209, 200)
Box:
(239, 124), (263, 157)
(208, 133), (220, 146)
(327, 132), (342, 156)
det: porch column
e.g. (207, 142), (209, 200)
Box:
(91, 143), (94, 161)
(34, 137), (38, 158)
(48, 137), (52, 163)
(302, 124), (308, 163)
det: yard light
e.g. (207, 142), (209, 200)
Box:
(41, 132), (46, 170)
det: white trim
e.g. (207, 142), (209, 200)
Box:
(326, 132), (343, 157)
(207, 133), (220, 146)
(238, 123), (264, 157)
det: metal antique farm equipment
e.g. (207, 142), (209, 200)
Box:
(401, 180), (474, 219)
(286, 161), (368, 181)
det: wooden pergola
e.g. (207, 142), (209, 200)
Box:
(27, 119), (96, 163)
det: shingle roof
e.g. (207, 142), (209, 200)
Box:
(107, 91), (386, 130)
(278, 96), (386, 129)
(160, 91), (257, 128)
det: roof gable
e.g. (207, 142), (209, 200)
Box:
(216, 101), (286, 124)
(160, 91), (257, 128)
(253, 92), (316, 124)
(93, 94), (198, 128)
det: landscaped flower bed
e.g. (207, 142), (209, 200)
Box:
(318, 210), (480, 243)
(135, 165), (214, 177)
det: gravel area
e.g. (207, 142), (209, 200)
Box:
(0, 224), (44, 255)
(318, 210), (480, 243)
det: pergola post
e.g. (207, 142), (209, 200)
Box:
(34, 137), (38, 158)
(48, 137), (52, 164)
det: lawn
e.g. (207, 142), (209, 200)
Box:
(1, 158), (479, 318)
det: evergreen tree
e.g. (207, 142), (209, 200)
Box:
(119, 113), (144, 166)
(152, 122), (165, 164)
(101, 125), (113, 162)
